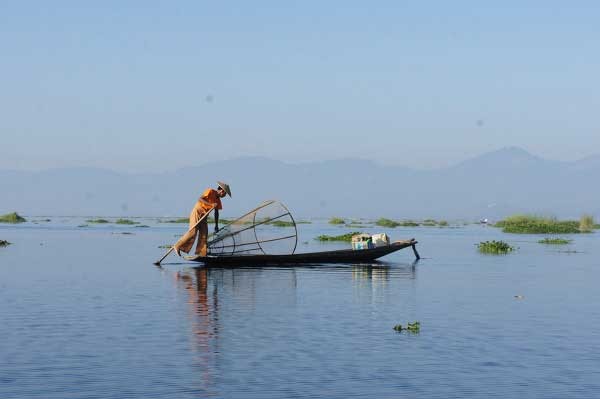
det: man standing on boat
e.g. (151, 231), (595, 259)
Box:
(174, 181), (232, 257)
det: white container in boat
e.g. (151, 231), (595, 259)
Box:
(371, 233), (390, 247)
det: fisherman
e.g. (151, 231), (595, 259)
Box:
(174, 181), (232, 257)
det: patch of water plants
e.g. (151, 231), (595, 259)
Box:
(86, 218), (110, 224)
(269, 220), (295, 227)
(538, 237), (572, 245)
(115, 219), (139, 225)
(329, 217), (345, 225)
(0, 212), (26, 223)
(494, 215), (584, 234)
(376, 218), (401, 228)
(160, 218), (189, 223)
(477, 240), (515, 254)
(315, 232), (362, 242)
(393, 321), (420, 333)
(0, 240), (11, 247)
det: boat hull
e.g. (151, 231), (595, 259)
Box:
(186, 239), (418, 265)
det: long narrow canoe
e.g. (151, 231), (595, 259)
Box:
(186, 239), (419, 266)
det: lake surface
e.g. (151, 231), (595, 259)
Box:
(1, 218), (599, 398)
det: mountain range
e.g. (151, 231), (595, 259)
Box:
(1, 147), (598, 220)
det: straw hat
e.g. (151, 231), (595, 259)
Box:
(217, 181), (232, 197)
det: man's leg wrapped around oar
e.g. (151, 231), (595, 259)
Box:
(174, 207), (209, 256)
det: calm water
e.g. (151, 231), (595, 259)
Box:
(1, 218), (599, 398)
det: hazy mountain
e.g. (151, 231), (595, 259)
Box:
(1, 147), (598, 220)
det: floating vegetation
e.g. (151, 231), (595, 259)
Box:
(77, 224), (89, 228)
(438, 220), (448, 226)
(579, 214), (595, 233)
(0, 212), (26, 223)
(34, 218), (51, 223)
(393, 321), (420, 333)
(375, 218), (400, 228)
(477, 240), (515, 254)
(399, 221), (420, 227)
(270, 220), (295, 227)
(115, 219), (139, 225)
(112, 232), (134, 235)
(86, 219), (110, 224)
(494, 215), (580, 234)
(538, 237), (572, 245)
(135, 225), (150, 228)
(160, 218), (189, 223)
(329, 217), (345, 225)
(315, 232), (362, 242)
(0, 240), (11, 247)
(158, 244), (172, 249)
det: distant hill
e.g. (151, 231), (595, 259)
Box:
(1, 147), (598, 220)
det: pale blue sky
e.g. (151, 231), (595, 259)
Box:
(1, 1), (598, 172)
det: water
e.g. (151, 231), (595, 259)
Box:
(1, 219), (599, 398)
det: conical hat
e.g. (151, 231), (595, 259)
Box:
(217, 181), (232, 197)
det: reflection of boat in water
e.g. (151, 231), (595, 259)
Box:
(186, 239), (419, 266)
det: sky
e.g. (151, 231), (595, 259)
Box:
(1, 1), (599, 172)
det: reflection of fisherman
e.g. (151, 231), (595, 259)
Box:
(174, 181), (231, 256)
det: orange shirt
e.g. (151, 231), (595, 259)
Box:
(196, 188), (222, 213)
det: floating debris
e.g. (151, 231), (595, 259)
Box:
(0, 212), (26, 223)
(514, 295), (525, 300)
(78, 224), (89, 228)
(0, 240), (11, 247)
(112, 232), (134, 235)
(394, 321), (420, 333)
(135, 225), (150, 228)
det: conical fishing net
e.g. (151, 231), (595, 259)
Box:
(207, 200), (298, 256)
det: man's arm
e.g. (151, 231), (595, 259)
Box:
(214, 209), (219, 232)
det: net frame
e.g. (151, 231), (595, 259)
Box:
(207, 200), (298, 257)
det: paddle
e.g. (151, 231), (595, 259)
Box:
(153, 205), (216, 265)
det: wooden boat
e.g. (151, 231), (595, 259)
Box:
(186, 239), (419, 266)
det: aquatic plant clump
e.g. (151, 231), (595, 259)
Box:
(115, 219), (139, 225)
(270, 220), (295, 227)
(393, 321), (420, 333)
(329, 217), (345, 225)
(538, 237), (572, 245)
(495, 215), (579, 234)
(0, 240), (11, 247)
(477, 240), (515, 254)
(160, 218), (189, 223)
(0, 212), (26, 223)
(375, 218), (400, 228)
(315, 232), (362, 242)
(86, 219), (110, 224)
